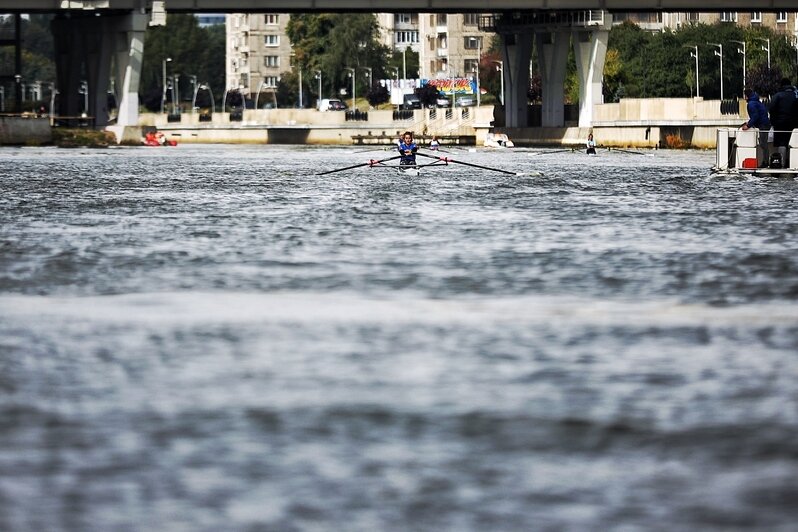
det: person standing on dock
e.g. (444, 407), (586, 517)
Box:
(398, 131), (418, 165)
(741, 88), (771, 166)
(767, 78), (797, 167)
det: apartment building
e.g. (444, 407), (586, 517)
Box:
(225, 10), (798, 100)
(614, 11), (797, 34)
(226, 13), (292, 103)
(227, 11), (495, 96)
(377, 13), (421, 55)
(417, 13), (493, 80)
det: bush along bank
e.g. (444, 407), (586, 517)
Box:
(51, 128), (117, 148)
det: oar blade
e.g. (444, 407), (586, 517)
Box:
(316, 154), (402, 175)
(417, 151), (517, 175)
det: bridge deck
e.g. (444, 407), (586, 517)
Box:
(0, 1), (781, 13)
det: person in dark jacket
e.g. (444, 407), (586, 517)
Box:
(742, 88), (771, 165)
(768, 78), (797, 164)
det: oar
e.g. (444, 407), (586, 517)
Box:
(416, 152), (519, 175)
(606, 147), (653, 157)
(529, 148), (575, 156)
(351, 146), (392, 154)
(317, 155), (402, 175)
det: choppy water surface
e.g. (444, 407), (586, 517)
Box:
(1, 145), (797, 531)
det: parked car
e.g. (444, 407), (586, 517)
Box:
(318, 98), (347, 111)
(435, 93), (451, 108)
(455, 96), (476, 107)
(401, 94), (422, 110)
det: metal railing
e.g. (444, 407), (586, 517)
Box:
(480, 11), (605, 32)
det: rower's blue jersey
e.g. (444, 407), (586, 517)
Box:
(398, 141), (418, 164)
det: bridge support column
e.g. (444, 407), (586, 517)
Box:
(500, 32), (533, 128)
(51, 12), (146, 129)
(535, 30), (569, 128)
(573, 22), (611, 128)
(109, 13), (148, 127)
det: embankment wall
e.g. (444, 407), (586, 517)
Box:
(0, 116), (52, 145)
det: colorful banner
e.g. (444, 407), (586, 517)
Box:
(379, 77), (477, 96)
(422, 78), (476, 96)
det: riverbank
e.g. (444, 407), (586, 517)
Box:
(1, 97), (745, 149)
(52, 128), (117, 148)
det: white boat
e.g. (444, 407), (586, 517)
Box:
(484, 132), (514, 149)
(397, 165), (420, 176)
(714, 127), (798, 176)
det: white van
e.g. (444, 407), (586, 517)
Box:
(318, 98), (347, 112)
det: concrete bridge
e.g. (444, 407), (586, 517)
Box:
(0, 1), (783, 13)
(0, 0), (789, 139)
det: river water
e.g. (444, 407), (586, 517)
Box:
(1, 145), (797, 531)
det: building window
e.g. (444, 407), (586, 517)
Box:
(464, 14), (479, 26)
(436, 14), (447, 26)
(395, 13), (412, 25)
(464, 59), (478, 73)
(264, 14), (279, 25)
(396, 31), (419, 44)
(777, 12), (788, 23)
(264, 55), (279, 68)
(264, 76), (279, 88)
(686, 13), (699, 22)
(464, 37), (482, 50)
(750, 12), (762, 23)
(239, 74), (249, 88)
(264, 35), (279, 46)
(720, 12), (737, 23)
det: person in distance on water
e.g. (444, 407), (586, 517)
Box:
(429, 135), (440, 150)
(398, 131), (418, 165)
(586, 133), (597, 155)
(741, 88), (771, 166)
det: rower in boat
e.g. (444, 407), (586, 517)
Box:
(429, 136), (440, 151)
(586, 133), (597, 155)
(398, 131), (418, 166)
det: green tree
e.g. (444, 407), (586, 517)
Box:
(142, 14), (225, 112)
(0, 15), (55, 110)
(286, 14), (390, 106)
(390, 46), (418, 79)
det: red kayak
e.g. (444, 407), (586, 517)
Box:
(143, 138), (177, 147)
(143, 132), (177, 147)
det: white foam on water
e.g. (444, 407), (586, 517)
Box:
(1, 292), (795, 328)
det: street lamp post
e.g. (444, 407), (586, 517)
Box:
(345, 67), (355, 110)
(298, 67), (303, 108)
(14, 74), (21, 112)
(161, 57), (171, 114)
(189, 75), (197, 113)
(314, 70), (322, 106)
(469, 37), (481, 107)
(49, 86), (58, 125)
(758, 38), (771, 70)
(79, 80), (88, 115)
(492, 60), (504, 105)
(192, 84), (215, 114)
(684, 45), (699, 98)
(707, 42), (723, 100)
(254, 79), (265, 110)
(361, 67), (372, 100)
(172, 74), (180, 114)
(402, 47), (407, 80)
(730, 40), (746, 91)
